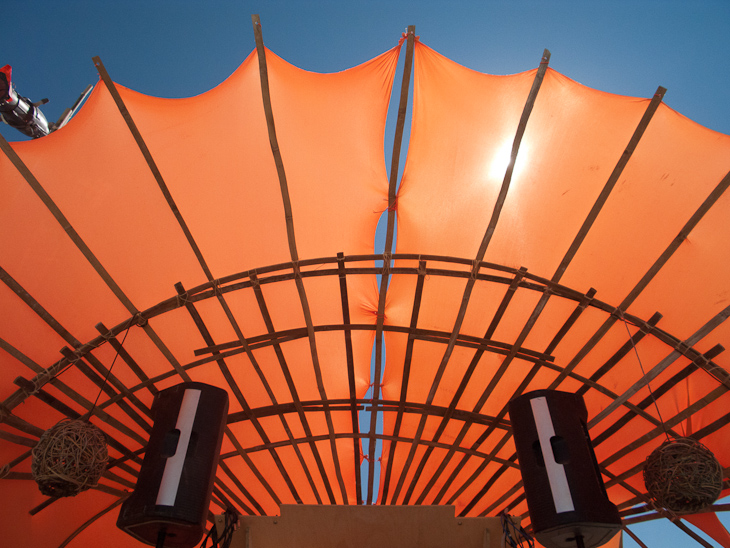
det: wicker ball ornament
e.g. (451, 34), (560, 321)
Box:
(31, 419), (109, 497)
(643, 437), (723, 514)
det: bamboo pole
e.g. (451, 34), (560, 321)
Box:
(251, 14), (346, 504)
(391, 50), (551, 505)
(337, 253), (364, 504)
(368, 25), (417, 504)
(175, 282), (277, 512)
(249, 271), (329, 504)
(380, 259), (427, 504)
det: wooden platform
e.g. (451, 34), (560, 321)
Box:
(217, 505), (507, 548)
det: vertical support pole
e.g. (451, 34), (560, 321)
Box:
(251, 13), (346, 505)
(368, 23), (417, 506)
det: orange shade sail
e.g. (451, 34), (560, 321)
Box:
(1, 24), (729, 548)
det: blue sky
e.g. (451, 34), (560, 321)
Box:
(2, 1), (729, 546)
(3, 1), (730, 141)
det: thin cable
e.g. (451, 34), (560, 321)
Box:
(618, 311), (670, 440)
(501, 510), (534, 548)
(200, 508), (238, 548)
(88, 318), (135, 418)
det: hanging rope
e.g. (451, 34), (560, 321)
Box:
(31, 317), (136, 497)
(88, 316), (135, 417)
(619, 310), (725, 513)
(617, 309), (669, 440)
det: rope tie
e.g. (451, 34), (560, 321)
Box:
(99, 316), (137, 348)
(386, 195), (398, 212)
(175, 291), (192, 308)
(381, 253), (391, 279)
(375, 196), (398, 214)
(0, 464), (10, 479)
(31, 353), (79, 392)
(100, 329), (116, 345)
(675, 341), (690, 355)
(30, 372), (51, 396)
(65, 351), (82, 367)
(702, 362), (728, 378)
(399, 30), (420, 44)
(211, 279), (222, 297)
(13, 376), (34, 397)
(471, 260), (481, 280)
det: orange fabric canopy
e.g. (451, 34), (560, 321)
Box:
(1, 29), (729, 548)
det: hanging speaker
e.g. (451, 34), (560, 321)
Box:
(508, 390), (621, 548)
(117, 382), (229, 548)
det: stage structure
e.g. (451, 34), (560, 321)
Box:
(1, 15), (729, 548)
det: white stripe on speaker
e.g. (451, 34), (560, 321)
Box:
(529, 396), (575, 513)
(156, 388), (202, 506)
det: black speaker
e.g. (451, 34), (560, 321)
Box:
(508, 390), (620, 548)
(118, 382), (229, 548)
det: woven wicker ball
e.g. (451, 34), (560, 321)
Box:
(31, 419), (109, 497)
(643, 437), (722, 514)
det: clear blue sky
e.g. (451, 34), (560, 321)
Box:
(2, 1), (729, 546)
